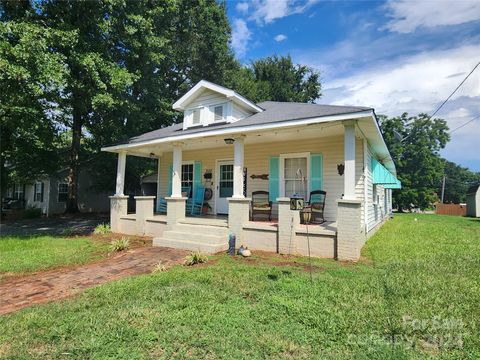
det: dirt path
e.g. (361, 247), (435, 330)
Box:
(0, 247), (188, 315)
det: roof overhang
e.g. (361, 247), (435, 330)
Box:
(172, 80), (263, 113)
(101, 109), (397, 177)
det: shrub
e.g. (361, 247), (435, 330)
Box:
(94, 223), (111, 235)
(22, 206), (42, 219)
(152, 261), (167, 273)
(109, 237), (130, 252)
(184, 251), (208, 266)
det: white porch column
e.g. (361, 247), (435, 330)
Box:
(115, 151), (127, 196)
(171, 144), (182, 198)
(343, 121), (356, 200)
(156, 157), (162, 211)
(233, 136), (245, 198)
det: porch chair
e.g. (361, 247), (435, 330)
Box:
(251, 191), (272, 221)
(308, 190), (326, 224)
(156, 198), (167, 213)
(190, 186), (206, 216)
(157, 186), (191, 214)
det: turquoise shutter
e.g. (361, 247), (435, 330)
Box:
(193, 161), (202, 196)
(310, 154), (323, 192)
(168, 164), (173, 196)
(269, 156), (279, 202)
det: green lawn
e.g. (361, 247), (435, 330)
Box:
(0, 236), (108, 279)
(1, 214), (479, 359)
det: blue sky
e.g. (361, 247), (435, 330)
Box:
(227, 0), (480, 171)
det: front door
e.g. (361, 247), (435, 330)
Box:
(216, 160), (233, 214)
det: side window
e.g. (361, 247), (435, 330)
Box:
(58, 182), (68, 202)
(373, 185), (379, 205)
(34, 182), (44, 202)
(14, 184), (24, 200)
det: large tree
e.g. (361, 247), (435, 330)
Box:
(1, 0), (234, 211)
(379, 113), (450, 211)
(225, 55), (321, 103)
(0, 5), (70, 195)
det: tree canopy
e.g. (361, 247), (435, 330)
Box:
(379, 113), (450, 210)
(1, 0), (237, 210)
(439, 159), (480, 204)
(1, 0), (324, 210)
(226, 55), (321, 103)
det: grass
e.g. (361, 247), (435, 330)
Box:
(0, 214), (479, 359)
(0, 235), (109, 279)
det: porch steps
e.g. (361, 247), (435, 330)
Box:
(153, 222), (229, 254)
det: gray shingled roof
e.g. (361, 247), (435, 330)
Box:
(128, 101), (372, 144)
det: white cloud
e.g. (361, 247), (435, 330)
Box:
(274, 34), (288, 42)
(231, 19), (252, 58)
(236, 2), (249, 14)
(384, 0), (480, 33)
(249, 0), (318, 25)
(319, 44), (480, 169)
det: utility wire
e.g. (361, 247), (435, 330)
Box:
(449, 114), (480, 134)
(398, 62), (480, 142)
(430, 61), (480, 118)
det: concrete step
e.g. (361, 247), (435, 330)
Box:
(172, 223), (229, 237)
(163, 230), (227, 243)
(153, 237), (228, 254)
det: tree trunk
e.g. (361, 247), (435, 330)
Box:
(65, 108), (82, 213)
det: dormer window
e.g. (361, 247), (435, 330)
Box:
(214, 105), (224, 121)
(192, 108), (201, 125)
(210, 103), (227, 122)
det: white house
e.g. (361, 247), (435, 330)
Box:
(102, 80), (401, 261)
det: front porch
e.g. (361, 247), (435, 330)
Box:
(109, 120), (365, 260)
(113, 202), (339, 258)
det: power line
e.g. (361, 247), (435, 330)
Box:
(449, 114), (480, 134)
(430, 61), (480, 118)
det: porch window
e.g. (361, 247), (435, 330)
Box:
(58, 182), (68, 202)
(181, 163), (194, 195)
(283, 156), (308, 199)
(34, 182), (43, 202)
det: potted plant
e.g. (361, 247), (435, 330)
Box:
(202, 202), (212, 215)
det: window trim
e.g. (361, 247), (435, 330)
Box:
(209, 102), (228, 123)
(181, 161), (195, 194)
(14, 183), (24, 200)
(57, 182), (68, 203)
(185, 106), (204, 128)
(34, 181), (43, 202)
(372, 184), (379, 206)
(279, 152), (310, 199)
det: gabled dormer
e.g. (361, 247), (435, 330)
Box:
(172, 80), (263, 130)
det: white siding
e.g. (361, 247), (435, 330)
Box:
(365, 146), (389, 233)
(232, 103), (252, 121)
(187, 89), (227, 109)
(157, 135), (365, 222)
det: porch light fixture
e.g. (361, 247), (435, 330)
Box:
(337, 163), (345, 176)
(224, 138), (235, 145)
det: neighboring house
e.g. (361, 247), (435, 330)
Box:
(466, 184), (480, 217)
(102, 80), (401, 261)
(4, 167), (110, 217)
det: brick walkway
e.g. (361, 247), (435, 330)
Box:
(0, 247), (188, 315)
